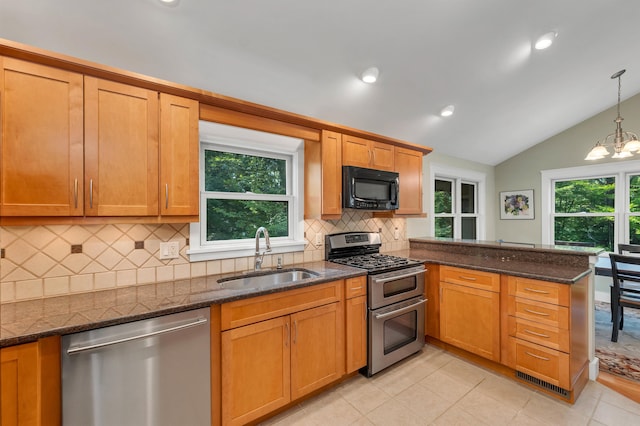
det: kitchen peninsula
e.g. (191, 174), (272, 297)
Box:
(401, 237), (601, 404)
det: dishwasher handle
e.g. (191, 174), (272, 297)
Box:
(66, 317), (208, 355)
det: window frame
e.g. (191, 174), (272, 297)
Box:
(541, 159), (640, 250)
(430, 164), (486, 240)
(188, 121), (306, 262)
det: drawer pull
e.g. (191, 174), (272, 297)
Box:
(459, 275), (477, 281)
(524, 308), (550, 317)
(525, 351), (550, 361)
(350, 286), (363, 291)
(524, 287), (550, 294)
(524, 329), (550, 338)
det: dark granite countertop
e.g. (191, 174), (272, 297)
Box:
(0, 261), (365, 348)
(1, 238), (598, 348)
(401, 236), (598, 284)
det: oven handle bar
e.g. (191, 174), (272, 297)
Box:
(371, 267), (426, 284)
(374, 298), (427, 320)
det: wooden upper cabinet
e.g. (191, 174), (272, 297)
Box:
(84, 77), (159, 216)
(394, 147), (423, 215)
(159, 93), (199, 216)
(342, 135), (394, 171)
(321, 130), (342, 217)
(0, 57), (84, 217)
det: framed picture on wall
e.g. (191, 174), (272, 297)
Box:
(500, 189), (534, 220)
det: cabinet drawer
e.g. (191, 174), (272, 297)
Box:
(345, 276), (366, 299)
(440, 266), (500, 292)
(514, 338), (570, 389)
(508, 276), (569, 306)
(508, 297), (569, 329)
(221, 281), (343, 330)
(508, 316), (569, 352)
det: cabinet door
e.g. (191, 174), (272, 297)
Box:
(370, 141), (394, 171)
(290, 302), (344, 400)
(321, 130), (342, 216)
(84, 77), (159, 216)
(342, 135), (371, 168)
(394, 147), (423, 215)
(345, 295), (367, 373)
(221, 316), (290, 426)
(0, 337), (60, 426)
(159, 93), (199, 216)
(440, 282), (501, 361)
(0, 57), (84, 216)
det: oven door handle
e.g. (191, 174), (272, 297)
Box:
(371, 267), (426, 284)
(374, 298), (427, 320)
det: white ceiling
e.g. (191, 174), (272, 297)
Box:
(2, 0), (640, 166)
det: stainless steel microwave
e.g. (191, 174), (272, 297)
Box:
(343, 166), (399, 210)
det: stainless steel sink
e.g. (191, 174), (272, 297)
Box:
(217, 268), (320, 290)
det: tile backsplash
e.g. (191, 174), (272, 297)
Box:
(0, 211), (408, 302)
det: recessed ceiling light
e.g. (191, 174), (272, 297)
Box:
(440, 105), (455, 117)
(534, 31), (557, 50)
(159, 0), (180, 6)
(361, 67), (379, 84)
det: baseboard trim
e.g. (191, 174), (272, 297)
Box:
(589, 356), (600, 381)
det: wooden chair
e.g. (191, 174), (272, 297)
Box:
(608, 253), (640, 342)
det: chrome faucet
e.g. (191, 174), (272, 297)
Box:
(254, 226), (272, 270)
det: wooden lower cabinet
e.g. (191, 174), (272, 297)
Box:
(506, 275), (589, 398)
(220, 281), (345, 426)
(344, 276), (367, 373)
(221, 316), (290, 426)
(439, 266), (501, 362)
(0, 337), (60, 426)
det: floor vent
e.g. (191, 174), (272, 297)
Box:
(516, 371), (570, 399)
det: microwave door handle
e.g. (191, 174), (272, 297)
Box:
(392, 177), (399, 204)
(371, 267), (426, 284)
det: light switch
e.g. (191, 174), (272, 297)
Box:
(315, 233), (323, 246)
(159, 241), (180, 259)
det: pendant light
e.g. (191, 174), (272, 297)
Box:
(585, 69), (640, 160)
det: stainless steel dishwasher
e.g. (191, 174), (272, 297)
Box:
(61, 307), (211, 426)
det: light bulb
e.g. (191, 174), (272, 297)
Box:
(361, 67), (379, 83)
(440, 105), (455, 117)
(534, 32), (557, 50)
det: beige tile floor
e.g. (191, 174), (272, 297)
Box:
(260, 345), (640, 426)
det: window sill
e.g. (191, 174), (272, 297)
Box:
(187, 239), (307, 262)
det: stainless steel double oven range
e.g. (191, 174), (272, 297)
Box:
(326, 232), (426, 376)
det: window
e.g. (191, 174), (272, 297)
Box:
(431, 165), (485, 240)
(188, 122), (305, 261)
(541, 160), (640, 252)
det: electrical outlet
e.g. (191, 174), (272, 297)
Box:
(394, 227), (399, 240)
(159, 241), (180, 259)
(315, 233), (323, 246)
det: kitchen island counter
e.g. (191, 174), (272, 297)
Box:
(0, 261), (365, 348)
(394, 236), (602, 284)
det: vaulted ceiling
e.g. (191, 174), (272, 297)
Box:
(3, 0), (640, 165)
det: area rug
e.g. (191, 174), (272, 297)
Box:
(595, 347), (640, 382)
(595, 301), (640, 383)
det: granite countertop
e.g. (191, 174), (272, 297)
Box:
(1, 240), (596, 348)
(0, 261), (365, 348)
(399, 248), (591, 284)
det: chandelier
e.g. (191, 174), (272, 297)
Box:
(585, 69), (640, 160)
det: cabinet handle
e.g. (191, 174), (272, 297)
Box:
(459, 275), (477, 281)
(524, 287), (550, 294)
(165, 183), (169, 210)
(524, 351), (550, 361)
(350, 286), (363, 291)
(293, 320), (297, 344)
(285, 322), (289, 347)
(74, 178), (78, 208)
(524, 308), (550, 317)
(89, 179), (94, 209)
(523, 329), (550, 338)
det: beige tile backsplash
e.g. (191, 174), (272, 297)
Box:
(0, 211), (408, 302)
